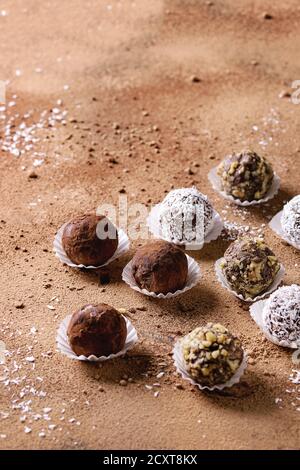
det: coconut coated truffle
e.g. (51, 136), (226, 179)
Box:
(281, 195), (300, 245)
(221, 238), (280, 298)
(159, 187), (214, 244)
(181, 323), (244, 387)
(62, 213), (118, 266)
(263, 285), (300, 345)
(67, 303), (127, 357)
(217, 150), (274, 202)
(132, 240), (188, 294)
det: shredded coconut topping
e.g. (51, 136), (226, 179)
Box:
(263, 285), (300, 344)
(159, 187), (214, 243)
(281, 195), (300, 245)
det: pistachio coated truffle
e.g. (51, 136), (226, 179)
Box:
(181, 323), (244, 387)
(67, 303), (127, 357)
(217, 150), (274, 202)
(281, 195), (300, 245)
(221, 238), (280, 298)
(62, 213), (118, 266)
(263, 285), (300, 346)
(132, 240), (188, 294)
(159, 187), (214, 244)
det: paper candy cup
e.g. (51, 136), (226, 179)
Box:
(215, 258), (285, 303)
(269, 210), (300, 250)
(208, 167), (280, 207)
(147, 202), (223, 250)
(56, 314), (138, 361)
(173, 340), (247, 391)
(250, 299), (300, 349)
(53, 223), (130, 269)
(122, 254), (201, 299)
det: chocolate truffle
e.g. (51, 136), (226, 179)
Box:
(221, 238), (280, 298)
(281, 195), (300, 245)
(181, 323), (244, 387)
(67, 303), (127, 357)
(217, 150), (274, 202)
(62, 213), (118, 266)
(131, 240), (188, 294)
(159, 187), (214, 244)
(263, 285), (300, 345)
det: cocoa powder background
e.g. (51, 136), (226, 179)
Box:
(0, 0), (300, 450)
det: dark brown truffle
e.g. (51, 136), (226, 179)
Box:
(67, 303), (127, 357)
(217, 150), (274, 202)
(131, 240), (188, 294)
(221, 238), (280, 298)
(62, 213), (118, 266)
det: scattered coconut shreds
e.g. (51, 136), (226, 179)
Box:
(289, 370), (300, 385)
(0, 340), (84, 438)
(276, 370), (300, 412)
(221, 204), (267, 241)
(252, 107), (285, 149)
(0, 95), (68, 169)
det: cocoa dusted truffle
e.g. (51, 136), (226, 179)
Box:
(217, 150), (274, 202)
(263, 285), (300, 345)
(159, 187), (214, 244)
(181, 323), (244, 387)
(281, 195), (300, 245)
(132, 240), (188, 294)
(221, 238), (280, 298)
(67, 303), (127, 357)
(62, 213), (118, 266)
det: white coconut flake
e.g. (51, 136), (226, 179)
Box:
(25, 356), (35, 363)
(156, 372), (165, 379)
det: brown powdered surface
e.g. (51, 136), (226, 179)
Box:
(0, 0), (300, 450)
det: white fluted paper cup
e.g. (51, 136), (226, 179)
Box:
(147, 203), (223, 250)
(56, 314), (138, 361)
(208, 167), (280, 207)
(173, 340), (247, 391)
(250, 299), (300, 349)
(122, 254), (201, 299)
(269, 210), (300, 250)
(215, 258), (285, 303)
(53, 223), (130, 269)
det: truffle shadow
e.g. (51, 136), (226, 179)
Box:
(189, 239), (230, 263)
(195, 369), (275, 415)
(145, 284), (219, 321)
(78, 346), (155, 385)
(65, 252), (132, 285)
